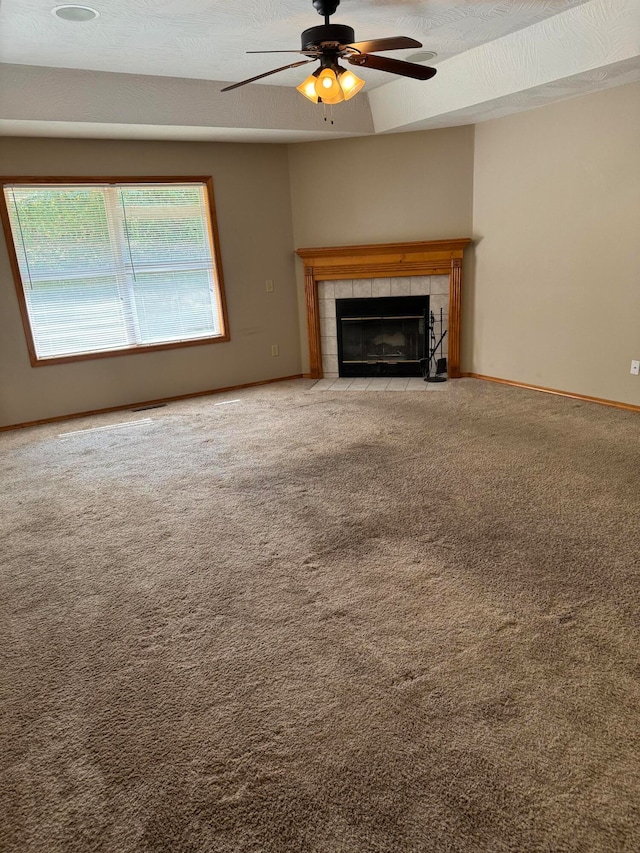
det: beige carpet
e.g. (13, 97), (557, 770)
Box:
(1, 378), (639, 852)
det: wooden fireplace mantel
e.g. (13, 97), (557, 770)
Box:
(295, 239), (472, 380)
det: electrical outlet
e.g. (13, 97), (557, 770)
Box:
(265, 279), (274, 292)
(271, 344), (279, 357)
(631, 360), (640, 376)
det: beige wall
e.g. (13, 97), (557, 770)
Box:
(287, 128), (475, 374)
(472, 82), (640, 406)
(4, 86), (637, 424)
(0, 138), (300, 427)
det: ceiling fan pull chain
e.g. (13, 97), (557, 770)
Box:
(320, 102), (334, 125)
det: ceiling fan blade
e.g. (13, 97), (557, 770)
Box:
(349, 53), (437, 81)
(221, 59), (316, 92)
(345, 36), (422, 54)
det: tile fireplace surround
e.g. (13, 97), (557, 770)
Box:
(317, 276), (448, 379)
(296, 240), (471, 380)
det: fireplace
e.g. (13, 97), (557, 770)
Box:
(295, 239), (471, 380)
(337, 295), (429, 377)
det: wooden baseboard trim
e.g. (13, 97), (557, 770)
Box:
(462, 373), (640, 414)
(0, 374), (304, 433)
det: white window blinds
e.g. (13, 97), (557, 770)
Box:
(4, 182), (224, 360)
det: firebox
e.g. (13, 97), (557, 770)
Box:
(336, 295), (430, 377)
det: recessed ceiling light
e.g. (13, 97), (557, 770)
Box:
(407, 51), (437, 64)
(52, 5), (100, 22)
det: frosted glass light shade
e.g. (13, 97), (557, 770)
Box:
(339, 70), (365, 101)
(296, 75), (320, 103)
(314, 69), (344, 104)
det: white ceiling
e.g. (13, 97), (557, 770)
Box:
(1, 0), (592, 87)
(0, 0), (639, 142)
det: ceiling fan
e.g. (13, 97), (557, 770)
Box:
(221, 0), (437, 105)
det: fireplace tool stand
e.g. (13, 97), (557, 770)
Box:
(420, 308), (447, 383)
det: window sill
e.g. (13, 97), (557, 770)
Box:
(29, 332), (230, 367)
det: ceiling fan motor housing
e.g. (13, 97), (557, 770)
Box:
(301, 24), (355, 51)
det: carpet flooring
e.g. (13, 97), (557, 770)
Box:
(1, 378), (639, 852)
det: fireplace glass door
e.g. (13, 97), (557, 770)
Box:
(336, 295), (429, 377)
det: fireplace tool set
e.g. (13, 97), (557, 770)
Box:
(420, 308), (447, 383)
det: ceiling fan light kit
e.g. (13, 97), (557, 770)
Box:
(297, 65), (365, 105)
(221, 0), (437, 109)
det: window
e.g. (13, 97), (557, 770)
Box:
(1, 177), (228, 365)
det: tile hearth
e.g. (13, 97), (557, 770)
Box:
(310, 377), (449, 392)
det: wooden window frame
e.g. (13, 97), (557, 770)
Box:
(0, 175), (230, 367)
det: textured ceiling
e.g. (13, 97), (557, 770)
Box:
(0, 0), (637, 142)
(0, 0), (592, 87)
